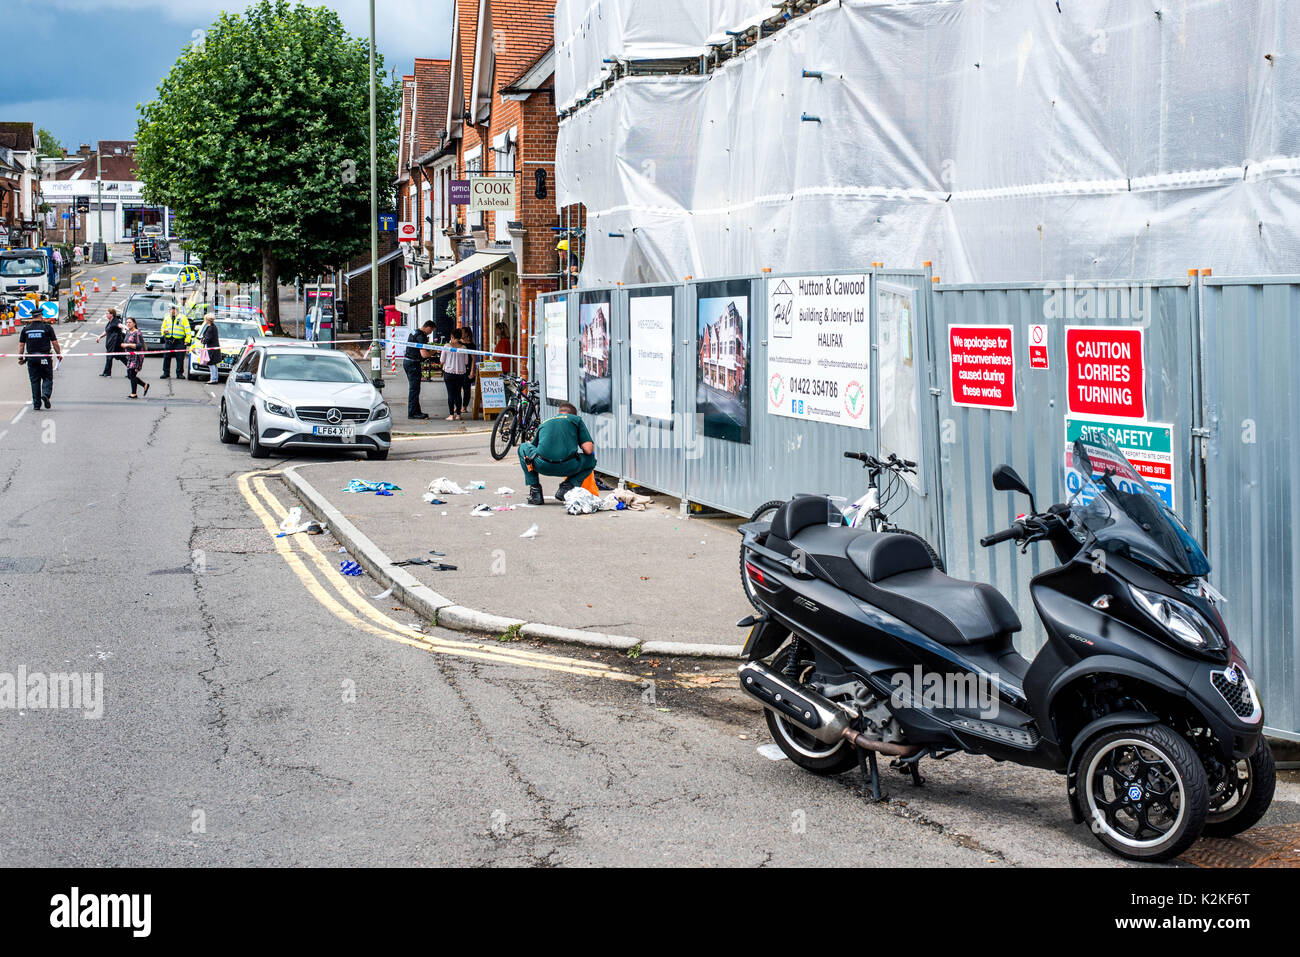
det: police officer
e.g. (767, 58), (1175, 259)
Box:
(403, 320), (436, 420)
(159, 305), (191, 379)
(519, 402), (597, 505)
(17, 314), (63, 411)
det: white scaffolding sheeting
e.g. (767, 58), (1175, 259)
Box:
(555, 0), (774, 110)
(555, 0), (1300, 285)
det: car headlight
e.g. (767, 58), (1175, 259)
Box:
(1128, 584), (1225, 652)
(264, 398), (293, 418)
(370, 403), (391, 421)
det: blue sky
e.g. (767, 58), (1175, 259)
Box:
(2, 0), (453, 149)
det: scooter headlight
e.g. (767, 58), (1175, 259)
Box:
(1128, 585), (1225, 652)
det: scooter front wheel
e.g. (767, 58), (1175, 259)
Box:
(1078, 725), (1208, 862)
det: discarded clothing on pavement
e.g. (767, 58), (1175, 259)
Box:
(427, 478), (468, 495)
(343, 480), (401, 494)
(607, 489), (654, 511)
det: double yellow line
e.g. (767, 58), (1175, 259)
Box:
(236, 470), (641, 683)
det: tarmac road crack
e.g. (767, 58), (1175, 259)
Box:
(431, 657), (581, 867)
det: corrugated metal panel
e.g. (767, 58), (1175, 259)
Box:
(1202, 278), (1300, 739)
(930, 280), (1201, 659)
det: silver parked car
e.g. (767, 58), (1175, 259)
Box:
(218, 345), (392, 460)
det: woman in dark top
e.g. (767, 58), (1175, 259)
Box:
(198, 314), (222, 384)
(96, 307), (125, 377)
(122, 317), (150, 399)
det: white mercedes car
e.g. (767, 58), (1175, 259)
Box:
(219, 345), (392, 460)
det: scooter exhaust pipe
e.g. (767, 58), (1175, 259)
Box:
(738, 661), (919, 756)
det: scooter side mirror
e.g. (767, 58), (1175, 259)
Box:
(992, 465), (1037, 514)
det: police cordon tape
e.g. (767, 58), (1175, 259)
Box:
(1, 342), (531, 361)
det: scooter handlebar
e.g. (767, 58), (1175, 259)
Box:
(980, 522), (1025, 548)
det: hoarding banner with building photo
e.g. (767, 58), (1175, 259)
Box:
(629, 289), (674, 421)
(696, 280), (751, 444)
(578, 294), (613, 414)
(766, 273), (870, 429)
(544, 299), (568, 402)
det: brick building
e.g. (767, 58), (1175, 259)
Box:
(395, 0), (585, 372)
(0, 123), (41, 247)
(40, 141), (174, 246)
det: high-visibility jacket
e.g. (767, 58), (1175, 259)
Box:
(161, 312), (191, 341)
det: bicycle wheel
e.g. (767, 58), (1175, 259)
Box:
(518, 402), (539, 445)
(489, 407), (519, 460)
(884, 527), (945, 572)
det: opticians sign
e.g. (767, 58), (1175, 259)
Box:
(469, 176), (516, 212)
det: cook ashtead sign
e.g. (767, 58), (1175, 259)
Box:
(468, 175), (516, 213)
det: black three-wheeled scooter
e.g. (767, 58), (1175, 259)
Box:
(737, 432), (1274, 861)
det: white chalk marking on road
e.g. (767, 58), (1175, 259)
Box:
(10, 407), (28, 424)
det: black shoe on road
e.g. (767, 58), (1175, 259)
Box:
(409, 412), (430, 420)
(43, 398), (50, 410)
(527, 486), (545, 506)
(554, 480), (574, 503)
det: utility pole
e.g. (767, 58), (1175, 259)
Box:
(92, 149), (106, 264)
(367, 0), (382, 388)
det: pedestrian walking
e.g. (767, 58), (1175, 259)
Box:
(403, 320), (436, 419)
(17, 316), (63, 411)
(197, 314), (222, 384)
(122, 317), (150, 399)
(455, 326), (477, 414)
(159, 306), (192, 379)
(440, 329), (470, 421)
(96, 307), (126, 376)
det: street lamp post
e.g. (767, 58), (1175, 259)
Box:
(91, 150), (106, 264)
(368, 0), (382, 389)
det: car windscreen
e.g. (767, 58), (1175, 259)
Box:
(261, 352), (364, 383)
(125, 299), (171, 323)
(0, 256), (45, 277)
(215, 322), (259, 339)
(156, 265), (181, 274)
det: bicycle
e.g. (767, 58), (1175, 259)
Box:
(489, 374), (541, 460)
(741, 450), (944, 610)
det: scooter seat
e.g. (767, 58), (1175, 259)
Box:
(865, 568), (1022, 647)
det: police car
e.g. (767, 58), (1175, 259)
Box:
(144, 263), (202, 292)
(186, 317), (266, 380)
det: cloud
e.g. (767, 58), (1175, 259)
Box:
(33, 0), (453, 65)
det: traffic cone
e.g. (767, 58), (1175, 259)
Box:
(111, 277), (118, 292)
(93, 278), (100, 293)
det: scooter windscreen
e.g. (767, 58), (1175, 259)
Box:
(1067, 430), (1210, 579)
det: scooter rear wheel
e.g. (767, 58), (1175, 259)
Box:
(1078, 724), (1208, 862)
(765, 709), (859, 775)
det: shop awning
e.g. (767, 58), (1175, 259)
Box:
(395, 251), (510, 309)
(343, 247), (403, 281)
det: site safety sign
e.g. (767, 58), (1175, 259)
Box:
(1066, 326), (1144, 419)
(1063, 416), (1175, 509)
(1028, 324), (1049, 369)
(948, 325), (1015, 410)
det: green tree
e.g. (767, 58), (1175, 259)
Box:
(135, 0), (398, 333)
(35, 128), (64, 158)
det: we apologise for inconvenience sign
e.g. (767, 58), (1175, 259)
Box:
(948, 325), (1016, 410)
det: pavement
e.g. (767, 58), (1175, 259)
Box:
(1, 253), (1296, 869)
(284, 434), (753, 655)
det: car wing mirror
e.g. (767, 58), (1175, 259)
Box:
(234, 371), (254, 384)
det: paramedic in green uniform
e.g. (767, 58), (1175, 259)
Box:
(520, 402), (597, 505)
